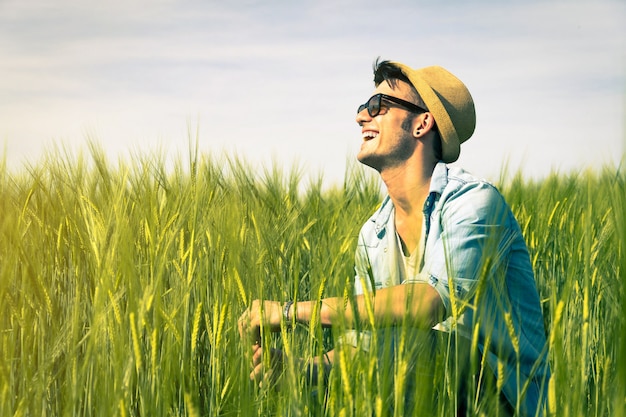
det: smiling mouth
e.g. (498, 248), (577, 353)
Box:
(362, 131), (378, 140)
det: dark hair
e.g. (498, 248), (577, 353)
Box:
(433, 133), (442, 160)
(373, 57), (443, 161)
(372, 57), (411, 88)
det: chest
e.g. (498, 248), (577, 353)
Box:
(394, 213), (425, 256)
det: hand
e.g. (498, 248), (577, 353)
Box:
(249, 344), (285, 389)
(238, 299), (284, 345)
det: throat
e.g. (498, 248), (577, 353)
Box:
(395, 216), (423, 256)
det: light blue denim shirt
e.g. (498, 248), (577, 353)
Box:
(349, 162), (550, 416)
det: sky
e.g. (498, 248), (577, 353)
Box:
(1, 0), (624, 187)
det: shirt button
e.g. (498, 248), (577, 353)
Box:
(384, 247), (388, 253)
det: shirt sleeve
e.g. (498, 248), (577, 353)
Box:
(418, 181), (514, 318)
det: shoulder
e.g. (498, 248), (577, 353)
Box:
(431, 163), (501, 201)
(439, 166), (509, 223)
(445, 167), (502, 199)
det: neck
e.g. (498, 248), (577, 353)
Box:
(381, 158), (437, 216)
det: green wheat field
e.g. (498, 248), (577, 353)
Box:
(1, 141), (624, 416)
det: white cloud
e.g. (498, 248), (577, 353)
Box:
(0, 0), (623, 185)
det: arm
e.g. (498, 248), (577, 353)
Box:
(239, 282), (444, 340)
(295, 283), (444, 330)
(239, 283), (442, 385)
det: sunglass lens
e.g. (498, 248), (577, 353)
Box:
(358, 95), (382, 117)
(367, 95), (380, 117)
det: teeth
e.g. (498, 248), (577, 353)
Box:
(363, 131), (378, 139)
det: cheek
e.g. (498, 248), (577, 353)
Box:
(400, 114), (415, 134)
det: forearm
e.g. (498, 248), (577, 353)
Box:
(293, 283), (443, 329)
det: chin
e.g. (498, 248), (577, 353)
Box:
(356, 153), (381, 172)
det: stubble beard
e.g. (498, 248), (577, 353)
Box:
(357, 114), (415, 173)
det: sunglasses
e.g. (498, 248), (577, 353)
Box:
(357, 93), (427, 118)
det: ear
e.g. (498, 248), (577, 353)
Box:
(413, 112), (436, 138)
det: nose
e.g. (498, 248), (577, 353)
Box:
(356, 107), (370, 125)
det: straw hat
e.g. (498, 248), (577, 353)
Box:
(392, 63), (476, 163)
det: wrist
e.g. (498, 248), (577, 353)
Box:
(283, 300), (294, 326)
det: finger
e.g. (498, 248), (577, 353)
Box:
(250, 362), (264, 382)
(238, 312), (259, 339)
(252, 346), (263, 367)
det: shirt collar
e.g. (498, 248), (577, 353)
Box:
(372, 161), (449, 236)
(429, 161), (448, 196)
(373, 195), (394, 236)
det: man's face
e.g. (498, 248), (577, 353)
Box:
(355, 80), (420, 172)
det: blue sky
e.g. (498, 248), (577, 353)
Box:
(1, 0), (624, 186)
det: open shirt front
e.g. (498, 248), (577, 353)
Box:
(345, 162), (550, 417)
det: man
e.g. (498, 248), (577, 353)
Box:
(238, 59), (550, 416)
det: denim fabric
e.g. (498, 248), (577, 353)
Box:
(350, 162), (551, 417)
